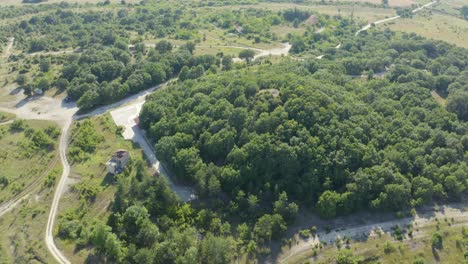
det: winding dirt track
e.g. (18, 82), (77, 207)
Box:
(278, 202), (468, 263)
(45, 118), (73, 264)
(0, 40), (294, 262)
(355, 1), (438, 35)
(2, 37), (14, 58)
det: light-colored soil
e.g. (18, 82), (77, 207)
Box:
(278, 202), (468, 263)
(384, 12), (468, 48)
(0, 0), (140, 5)
(338, 0), (417, 7)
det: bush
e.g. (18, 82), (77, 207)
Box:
(58, 219), (82, 239)
(431, 232), (443, 249)
(10, 119), (27, 131)
(299, 229), (311, 239)
(383, 241), (396, 254)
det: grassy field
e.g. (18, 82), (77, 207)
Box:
(0, 111), (15, 123)
(337, 0), (417, 7)
(432, 0), (467, 16)
(210, 3), (396, 23)
(0, 119), (59, 204)
(383, 12), (468, 48)
(0, 0), (140, 5)
(0, 119), (61, 264)
(0, 163), (62, 264)
(286, 215), (467, 263)
(56, 114), (152, 263)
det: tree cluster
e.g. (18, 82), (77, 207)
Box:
(141, 55), (467, 219)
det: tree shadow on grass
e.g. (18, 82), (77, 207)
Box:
(9, 87), (21, 95)
(14, 95), (40, 109)
(101, 173), (115, 187)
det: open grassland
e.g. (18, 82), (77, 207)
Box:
(210, 3), (396, 22)
(337, 0), (417, 7)
(57, 114), (151, 263)
(0, 111), (15, 123)
(432, 0), (467, 16)
(285, 213), (467, 263)
(271, 25), (307, 39)
(0, 0), (140, 5)
(383, 12), (468, 48)
(0, 119), (59, 204)
(0, 163), (61, 264)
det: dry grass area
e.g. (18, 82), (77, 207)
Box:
(0, 119), (61, 264)
(0, 0), (140, 5)
(338, 0), (417, 7)
(0, 166), (60, 264)
(383, 12), (468, 48)
(211, 3), (396, 23)
(0, 119), (59, 203)
(284, 214), (467, 263)
(271, 25), (307, 39)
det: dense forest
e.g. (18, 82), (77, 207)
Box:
(5, 2), (332, 110)
(140, 31), (468, 220)
(2, 0), (467, 262)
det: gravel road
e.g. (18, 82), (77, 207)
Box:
(278, 202), (467, 263)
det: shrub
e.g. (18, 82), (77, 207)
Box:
(431, 232), (443, 249)
(299, 229), (311, 239)
(10, 119), (27, 131)
(383, 241), (396, 254)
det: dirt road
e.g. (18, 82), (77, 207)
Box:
(45, 118), (73, 264)
(0, 80), (185, 263)
(2, 37), (14, 58)
(278, 202), (468, 263)
(109, 100), (196, 202)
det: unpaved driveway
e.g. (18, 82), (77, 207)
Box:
(110, 102), (196, 202)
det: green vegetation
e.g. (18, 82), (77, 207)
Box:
(0, 118), (60, 263)
(0, 163), (61, 263)
(0, 111), (15, 123)
(141, 44), (467, 220)
(0, 119), (59, 203)
(287, 215), (468, 263)
(0, 0), (466, 263)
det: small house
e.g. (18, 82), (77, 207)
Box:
(106, 150), (130, 175)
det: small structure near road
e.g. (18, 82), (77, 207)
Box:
(106, 150), (130, 175)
